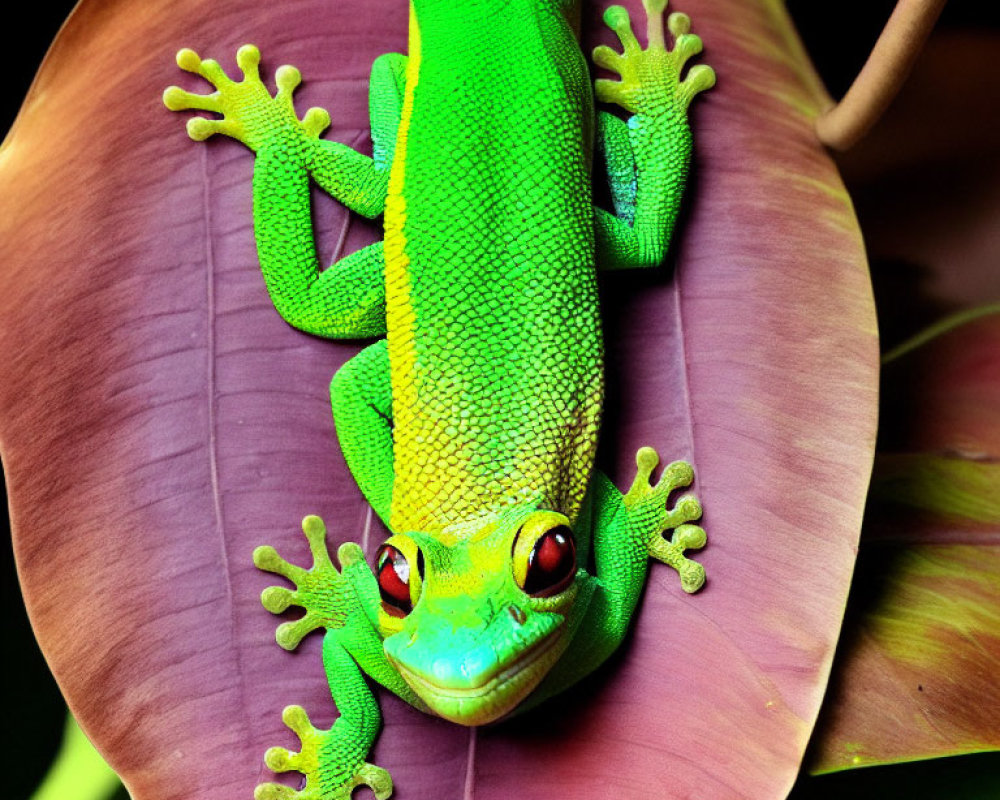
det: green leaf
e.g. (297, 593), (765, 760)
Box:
(31, 713), (122, 800)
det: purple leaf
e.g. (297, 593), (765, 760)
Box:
(0, 1), (877, 798)
(810, 311), (1000, 771)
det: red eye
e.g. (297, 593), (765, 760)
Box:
(521, 526), (577, 597)
(376, 545), (414, 617)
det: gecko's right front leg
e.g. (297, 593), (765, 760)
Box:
(253, 516), (392, 800)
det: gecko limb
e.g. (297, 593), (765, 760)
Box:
(330, 340), (395, 526)
(254, 641), (391, 800)
(164, 45), (330, 152)
(623, 446), (706, 593)
(593, 0), (715, 269)
(253, 515), (373, 650)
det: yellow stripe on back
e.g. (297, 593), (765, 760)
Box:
(384, 4), (427, 535)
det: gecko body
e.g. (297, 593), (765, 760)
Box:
(164, 1), (713, 796)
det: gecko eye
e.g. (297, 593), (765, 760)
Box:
(513, 522), (577, 598)
(376, 544), (423, 617)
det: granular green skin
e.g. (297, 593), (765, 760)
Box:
(165, 2), (714, 797)
(386, 7), (602, 534)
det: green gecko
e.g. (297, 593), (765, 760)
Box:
(164, 0), (714, 797)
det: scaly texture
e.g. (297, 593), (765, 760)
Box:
(164, 1), (712, 796)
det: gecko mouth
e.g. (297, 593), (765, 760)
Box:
(390, 629), (566, 726)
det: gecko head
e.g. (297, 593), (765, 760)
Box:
(373, 509), (595, 725)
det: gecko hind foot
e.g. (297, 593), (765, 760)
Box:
(164, 44), (329, 150)
(624, 446), (707, 593)
(593, 0), (715, 115)
(255, 705), (392, 800)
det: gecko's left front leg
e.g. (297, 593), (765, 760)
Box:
(623, 447), (707, 593)
(529, 449), (705, 697)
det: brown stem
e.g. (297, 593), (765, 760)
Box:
(816, 0), (947, 151)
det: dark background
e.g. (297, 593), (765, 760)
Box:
(3, 2), (998, 798)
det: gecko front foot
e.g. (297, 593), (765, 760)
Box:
(623, 447), (706, 593)
(163, 44), (330, 151)
(253, 516), (368, 649)
(593, 0), (715, 116)
(255, 705), (392, 800)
